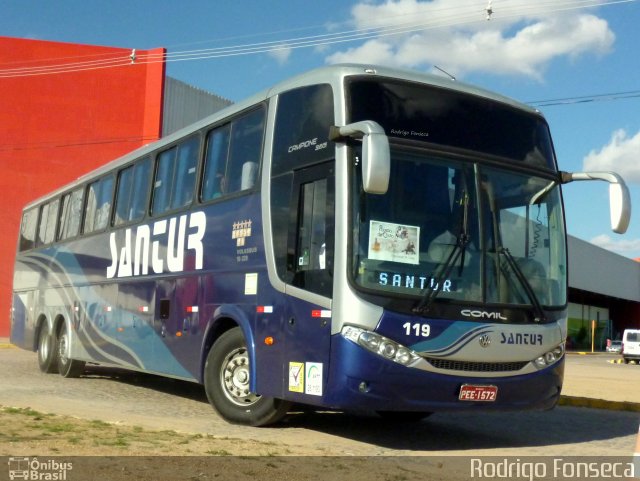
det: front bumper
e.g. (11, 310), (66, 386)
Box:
(323, 335), (564, 412)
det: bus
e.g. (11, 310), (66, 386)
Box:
(10, 64), (631, 426)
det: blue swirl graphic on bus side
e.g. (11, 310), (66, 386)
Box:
(409, 321), (493, 356)
(20, 247), (194, 379)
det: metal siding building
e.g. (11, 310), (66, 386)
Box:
(0, 37), (230, 336)
(162, 77), (232, 136)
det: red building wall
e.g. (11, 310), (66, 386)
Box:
(0, 37), (166, 336)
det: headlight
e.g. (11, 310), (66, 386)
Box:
(533, 343), (565, 369)
(341, 326), (420, 366)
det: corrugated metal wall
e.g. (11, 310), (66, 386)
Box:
(163, 77), (232, 136)
(568, 235), (640, 303)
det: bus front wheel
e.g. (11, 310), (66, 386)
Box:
(37, 322), (59, 374)
(203, 327), (291, 426)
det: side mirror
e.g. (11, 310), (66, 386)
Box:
(330, 121), (390, 194)
(561, 171), (631, 234)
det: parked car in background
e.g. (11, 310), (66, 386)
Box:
(622, 329), (640, 364)
(606, 340), (622, 353)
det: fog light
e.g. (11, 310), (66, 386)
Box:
(358, 381), (370, 393)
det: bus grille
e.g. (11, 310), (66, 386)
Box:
(424, 357), (529, 372)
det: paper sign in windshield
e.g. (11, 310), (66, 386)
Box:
(368, 221), (420, 265)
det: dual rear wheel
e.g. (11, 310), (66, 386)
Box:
(37, 321), (85, 378)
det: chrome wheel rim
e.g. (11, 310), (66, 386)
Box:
(220, 347), (260, 406)
(58, 330), (69, 366)
(38, 331), (50, 362)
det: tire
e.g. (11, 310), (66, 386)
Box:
(376, 411), (433, 422)
(203, 327), (291, 426)
(57, 322), (85, 378)
(623, 358), (629, 364)
(37, 322), (59, 374)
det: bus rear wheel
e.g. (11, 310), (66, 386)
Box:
(203, 327), (291, 426)
(37, 322), (59, 374)
(57, 322), (85, 378)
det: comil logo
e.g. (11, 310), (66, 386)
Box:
(461, 309), (508, 321)
(8, 457), (73, 480)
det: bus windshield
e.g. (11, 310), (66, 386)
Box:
(350, 148), (567, 310)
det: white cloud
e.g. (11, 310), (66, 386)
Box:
(590, 234), (640, 256)
(583, 129), (640, 184)
(268, 45), (293, 65)
(325, 0), (614, 79)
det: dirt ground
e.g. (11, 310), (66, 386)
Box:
(1, 347), (638, 480)
(0, 405), (345, 457)
(0, 406), (472, 481)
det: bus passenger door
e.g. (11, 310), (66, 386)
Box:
(283, 162), (334, 400)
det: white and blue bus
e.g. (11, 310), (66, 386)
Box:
(11, 64), (631, 426)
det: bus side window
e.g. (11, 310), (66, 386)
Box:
(152, 135), (200, 216)
(227, 109), (264, 193)
(171, 136), (199, 210)
(129, 158), (151, 220)
(36, 199), (60, 246)
(58, 188), (84, 240)
(152, 148), (176, 216)
(19, 208), (38, 251)
(37, 203), (50, 246)
(115, 157), (151, 225)
(114, 165), (134, 225)
(84, 176), (114, 234)
(202, 125), (231, 201)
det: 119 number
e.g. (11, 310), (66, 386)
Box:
(403, 322), (431, 337)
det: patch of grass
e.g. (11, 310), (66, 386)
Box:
(206, 449), (232, 456)
(3, 406), (45, 417)
(42, 422), (76, 433)
(90, 419), (111, 428)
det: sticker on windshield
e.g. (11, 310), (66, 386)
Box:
(368, 221), (420, 265)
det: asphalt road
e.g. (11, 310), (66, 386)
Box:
(0, 348), (638, 457)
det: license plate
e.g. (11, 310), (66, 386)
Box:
(458, 384), (498, 402)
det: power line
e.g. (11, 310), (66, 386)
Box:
(0, 0), (635, 78)
(529, 90), (640, 107)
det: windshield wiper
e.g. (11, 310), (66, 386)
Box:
(413, 192), (470, 315)
(498, 247), (546, 323)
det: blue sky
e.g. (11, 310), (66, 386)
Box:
(3, 0), (640, 258)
